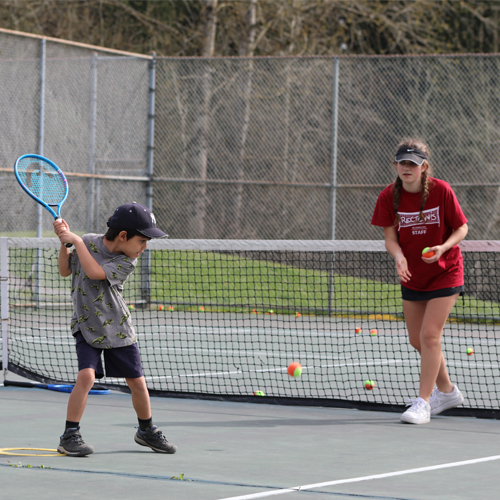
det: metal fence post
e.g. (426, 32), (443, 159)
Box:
(328, 57), (340, 315)
(330, 56), (339, 240)
(38, 37), (46, 236)
(35, 38), (47, 309)
(89, 52), (98, 232)
(141, 53), (156, 308)
(1, 238), (9, 381)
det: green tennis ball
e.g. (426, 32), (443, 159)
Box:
(466, 347), (474, 355)
(128, 304), (134, 311)
(254, 390), (265, 396)
(422, 247), (435, 258)
(364, 380), (375, 390)
(287, 362), (302, 378)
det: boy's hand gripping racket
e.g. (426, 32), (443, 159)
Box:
(14, 154), (72, 247)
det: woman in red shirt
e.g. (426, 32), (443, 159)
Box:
(371, 138), (468, 424)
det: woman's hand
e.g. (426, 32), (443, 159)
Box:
(395, 255), (412, 283)
(421, 245), (443, 264)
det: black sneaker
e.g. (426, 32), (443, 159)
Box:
(57, 427), (94, 457)
(134, 425), (177, 454)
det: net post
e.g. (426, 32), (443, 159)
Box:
(1, 238), (9, 381)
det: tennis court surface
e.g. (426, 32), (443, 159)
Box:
(1, 237), (500, 498)
(1, 383), (500, 500)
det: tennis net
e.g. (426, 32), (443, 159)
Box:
(1, 237), (499, 418)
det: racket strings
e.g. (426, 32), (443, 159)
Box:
(17, 159), (67, 204)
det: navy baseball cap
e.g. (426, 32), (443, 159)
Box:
(395, 146), (428, 166)
(107, 202), (167, 239)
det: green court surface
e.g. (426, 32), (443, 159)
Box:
(1, 384), (499, 500)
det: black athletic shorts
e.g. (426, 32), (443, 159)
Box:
(401, 285), (464, 302)
(75, 332), (144, 379)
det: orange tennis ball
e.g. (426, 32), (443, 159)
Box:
(370, 329), (378, 336)
(364, 380), (375, 390)
(355, 327), (362, 334)
(296, 312), (301, 318)
(158, 305), (164, 311)
(168, 305), (174, 311)
(287, 362), (302, 378)
(422, 247), (435, 258)
(466, 347), (474, 356)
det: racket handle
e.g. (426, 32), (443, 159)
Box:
(55, 217), (73, 248)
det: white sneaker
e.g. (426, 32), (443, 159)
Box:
(429, 385), (464, 416)
(400, 397), (431, 424)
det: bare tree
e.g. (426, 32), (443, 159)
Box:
(185, 0), (217, 238)
(223, 0), (257, 238)
(3, 1), (500, 57)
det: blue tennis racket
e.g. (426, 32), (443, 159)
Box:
(14, 154), (72, 247)
(4, 380), (110, 395)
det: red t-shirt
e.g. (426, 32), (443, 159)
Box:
(371, 177), (467, 291)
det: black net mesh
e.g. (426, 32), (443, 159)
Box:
(2, 238), (499, 416)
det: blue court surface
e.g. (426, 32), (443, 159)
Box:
(1, 381), (499, 500)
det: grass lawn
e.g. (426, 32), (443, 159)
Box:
(4, 247), (500, 323)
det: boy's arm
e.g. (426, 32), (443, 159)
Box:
(58, 244), (72, 277)
(71, 238), (107, 280)
(54, 219), (106, 280)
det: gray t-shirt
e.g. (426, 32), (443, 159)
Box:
(69, 234), (137, 349)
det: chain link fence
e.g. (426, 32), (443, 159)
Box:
(1, 29), (500, 240)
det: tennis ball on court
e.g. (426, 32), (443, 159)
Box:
(158, 305), (164, 311)
(370, 329), (378, 336)
(199, 306), (205, 311)
(268, 310), (274, 315)
(254, 390), (265, 396)
(128, 304), (134, 311)
(364, 380), (375, 390)
(168, 305), (174, 311)
(466, 347), (474, 356)
(355, 327), (362, 334)
(296, 312), (301, 318)
(287, 361), (302, 378)
(422, 247), (435, 258)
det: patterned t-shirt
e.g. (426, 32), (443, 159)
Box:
(69, 234), (137, 349)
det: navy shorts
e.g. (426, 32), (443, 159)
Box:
(401, 285), (464, 302)
(75, 332), (144, 379)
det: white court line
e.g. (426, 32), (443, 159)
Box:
(217, 455), (500, 500)
(144, 358), (419, 382)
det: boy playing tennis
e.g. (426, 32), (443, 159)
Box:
(53, 202), (177, 456)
